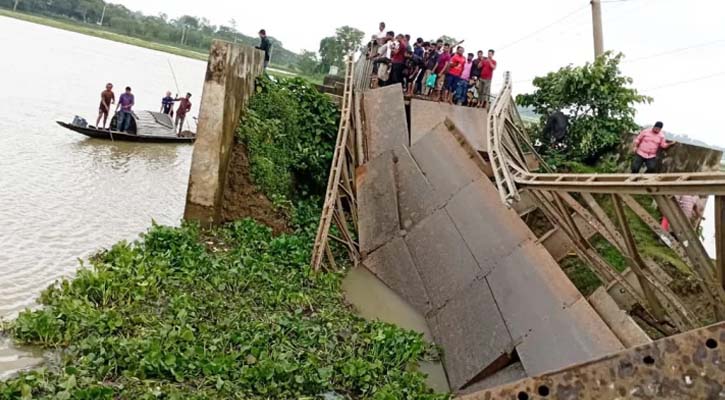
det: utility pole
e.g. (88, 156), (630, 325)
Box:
(591, 0), (604, 58)
(98, 4), (107, 26)
(13, 0), (20, 12)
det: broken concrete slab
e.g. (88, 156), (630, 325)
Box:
(356, 151), (399, 256)
(391, 146), (438, 230)
(486, 241), (585, 341)
(363, 237), (431, 315)
(446, 178), (537, 276)
(404, 208), (481, 310)
(426, 278), (513, 391)
(410, 123), (485, 207)
(410, 99), (488, 152)
(362, 85), (409, 159)
(515, 297), (624, 376)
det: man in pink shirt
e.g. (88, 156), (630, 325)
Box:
(631, 121), (677, 173)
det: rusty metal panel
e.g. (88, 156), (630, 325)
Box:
(487, 241), (584, 340)
(446, 178), (536, 276)
(515, 297), (625, 377)
(362, 85), (409, 159)
(363, 237), (431, 315)
(391, 145), (438, 230)
(427, 278), (514, 391)
(458, 322), (725, 400)
(356, 151), (399, 256)
(405, 208), (481, 310)
(410, 123), (485, 206)
(410, 99), (489, 152)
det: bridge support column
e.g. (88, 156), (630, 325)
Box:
(184, 40), (265, 226)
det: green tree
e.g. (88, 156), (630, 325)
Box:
(298, 50), (320, 75)
(318, 25), (364, 72)
(437, 35), (458, 45)
(516, 52), (652, 164)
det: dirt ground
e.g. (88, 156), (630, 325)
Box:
(221, 142), (290, 235)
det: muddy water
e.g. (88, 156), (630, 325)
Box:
(342, 268), (450, 393)
(0, 16), (207, 375)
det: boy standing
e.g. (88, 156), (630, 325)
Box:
(96, 83), (115, 129)
(161, 91), (175, 116)
(433, 43), (451, 101)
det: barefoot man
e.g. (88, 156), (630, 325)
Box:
(96, 83), (115, 129)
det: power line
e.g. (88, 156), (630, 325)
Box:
(499, 4), (589, 51)
(645, 71), (725, 91)
(623, 39), (725, 63)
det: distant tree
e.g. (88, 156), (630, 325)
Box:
(298, 50), (320, 75)
(516, 52), (652, 164)
(318, 25), (364, 72)
(437, 35), (459, 45)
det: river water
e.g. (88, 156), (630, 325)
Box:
(0, 16), (206, 373)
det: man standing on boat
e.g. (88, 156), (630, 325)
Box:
(96, 83), (115, 129)
(161, 91), (175, 116)
(116, 87), (135, 133)
(175, 93), (192, 136)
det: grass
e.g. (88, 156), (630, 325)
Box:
(0, 9), (313, 83)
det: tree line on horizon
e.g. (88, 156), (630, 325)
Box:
(1, 0), (301, 68)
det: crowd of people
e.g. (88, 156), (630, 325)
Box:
(95, 83), (192, 135)
(366, 22), (498, 109)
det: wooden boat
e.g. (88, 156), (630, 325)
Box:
(57, 111), (195, 143)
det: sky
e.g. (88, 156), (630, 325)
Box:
(113, 0), (725, 147)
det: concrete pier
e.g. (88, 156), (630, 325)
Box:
(184, 40), (265, 225)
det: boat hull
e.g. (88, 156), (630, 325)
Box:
(56, 122), (195, 143)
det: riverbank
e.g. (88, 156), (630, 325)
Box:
(0, 9), (304, 81)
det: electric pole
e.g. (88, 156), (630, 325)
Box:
(13, 0), (20, 12)
(98, 4), (107, 26)
(591, 0), (604, 58)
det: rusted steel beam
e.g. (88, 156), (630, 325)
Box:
(515, 171), (725, 196)
(655, 195), (725, 320)
(458, 321), (725, 400)
(717, 196), (725, 291)
(620, 194), (690, 265)
(611, 195), (669, 323)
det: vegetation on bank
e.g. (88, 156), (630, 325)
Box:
(238, 76), (339, 200)
(0, 1), (299, 67)
(0, 78), (446, 399)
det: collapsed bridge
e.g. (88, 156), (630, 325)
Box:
(311, 59), (725, 398)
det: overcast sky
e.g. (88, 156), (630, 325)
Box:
(114, 0), (725, 147)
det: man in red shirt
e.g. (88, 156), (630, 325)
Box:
(444, 46), (466, 104)
(478, 49), (497, 109)
(389, 34), (408, 86)
(175, 93), (192, 135)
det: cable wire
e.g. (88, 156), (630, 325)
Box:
(499, 4), (589, 51)
(645, 71), (725, 91)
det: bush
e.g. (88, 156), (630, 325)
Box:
(239, 76), (339, 200)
